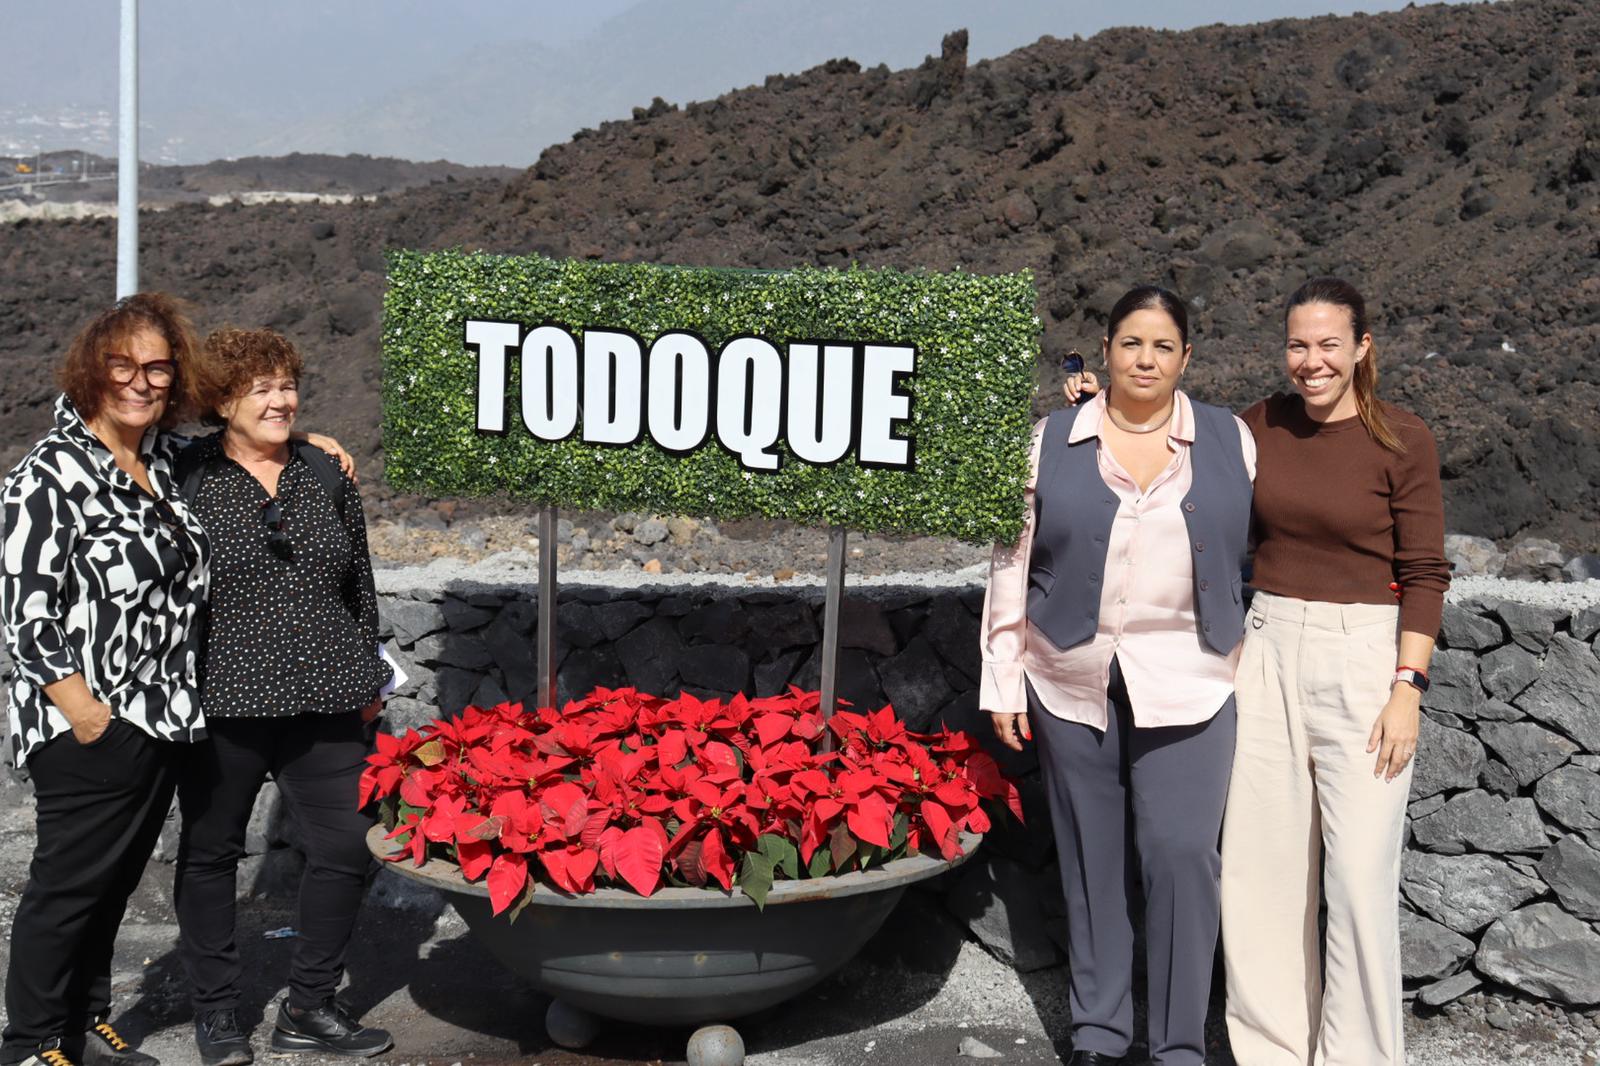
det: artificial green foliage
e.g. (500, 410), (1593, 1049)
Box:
(382, 250), (1039, 544)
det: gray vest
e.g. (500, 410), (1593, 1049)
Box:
(1026, 399), (1253, 656)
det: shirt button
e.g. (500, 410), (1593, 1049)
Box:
(1184, 502), (1196, 513)
(1199, 579), (1211, 591)
(1195, 541), (1206, 552)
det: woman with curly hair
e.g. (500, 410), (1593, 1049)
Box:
(173, 327), (392, 1065)
(1, 293), (209, 1066)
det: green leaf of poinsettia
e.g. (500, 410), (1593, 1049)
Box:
(758, 834), (800, 880)
(890, 812), (909, 850)
(807, 848), (833, 879)
(740, 853), (775, 910)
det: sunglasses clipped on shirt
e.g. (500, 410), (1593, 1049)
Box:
(260, 498), (293, 561)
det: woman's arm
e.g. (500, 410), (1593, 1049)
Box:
(2, 468), (108, 742)
(1370, 418), (1449, 782)
(1369, 630), (1435, 782)
(336, 476), (386, 722)
(983, 420), (1045, 752)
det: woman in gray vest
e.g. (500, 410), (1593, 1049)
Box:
(981, 286), (1255, 1066)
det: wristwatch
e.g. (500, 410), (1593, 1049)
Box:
(1393, 667), (1431, 693)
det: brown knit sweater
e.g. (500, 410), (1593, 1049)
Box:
(1242, 393), (1451, 637)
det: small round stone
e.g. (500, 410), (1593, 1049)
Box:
(687, 1024), (745, 1066)
(545, 1000), (598, 1049)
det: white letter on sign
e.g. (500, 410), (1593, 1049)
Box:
(464, 319), (519, 434)
(647, 332), (712, 452)
(521, 325), (579, 441)
(786, 343), (854, 465)
(582, 329), (643, 444)
(857, 344), (916, 468)
(716, 336), (783, 471)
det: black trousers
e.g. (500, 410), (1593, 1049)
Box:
(1032, 659), (1236, 1066)
(174, 712), (375, 1013)
(2, 721), (179, 1062)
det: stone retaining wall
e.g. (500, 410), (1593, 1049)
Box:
(5, 567), (1600, 1009)
(366, 569), (1600, 1009)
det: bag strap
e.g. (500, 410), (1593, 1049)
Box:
(173, 438), (212, 504)
(294, 440), (349, 519)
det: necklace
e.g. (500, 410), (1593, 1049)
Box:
(1105, 401), (1175, 435)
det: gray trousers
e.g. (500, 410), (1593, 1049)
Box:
(1033, 658), (1237, 1066)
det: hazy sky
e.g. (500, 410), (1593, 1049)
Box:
(0, 0), (1478, 164)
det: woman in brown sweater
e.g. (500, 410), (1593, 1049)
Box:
(1064, 276), (1449, 1062)
(1220, 277), (1449, 1065)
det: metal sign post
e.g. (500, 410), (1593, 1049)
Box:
(818, 526), (848, 749)
(536, 504), (559, 710)
(116, 0), (139, 298)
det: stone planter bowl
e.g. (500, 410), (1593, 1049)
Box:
(370, 825), (979, 1028)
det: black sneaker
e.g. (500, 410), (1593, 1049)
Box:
(194, 1010), (253, 1066)
(80, 1023), (157, 1066)
(270, 1000), (391, 1058)
(15, 1038), (76, 1066)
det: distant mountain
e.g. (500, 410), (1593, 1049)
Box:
(4, 0), (1432, 164)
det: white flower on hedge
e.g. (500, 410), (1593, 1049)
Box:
(764, 301), (774, 311)
(467, 293), (477, 303)
(947, 310), (957, 320)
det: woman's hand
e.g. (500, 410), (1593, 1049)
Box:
(1368, 684), (1421, 782)
(990, 711), (1032, 752)
(360, 698), (383, 724)
(298, 432), (358, 482)
(1064, 369), (1100, 404)
(68, 700), (114, 745)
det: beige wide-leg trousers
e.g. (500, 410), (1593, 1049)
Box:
(1221, 592), (1411, 1066)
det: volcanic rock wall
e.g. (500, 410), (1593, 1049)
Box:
(350, 568), (1600, 1009)
(3, 568), (1599, 1006)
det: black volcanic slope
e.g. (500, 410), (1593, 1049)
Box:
(1, 0), (1595, 546)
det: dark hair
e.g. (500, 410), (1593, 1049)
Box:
(1106, 285), (1189, 348)
(196, 327), (306, 425)
(1284, 276), (1404, 454)
(59, 292), (201, 429)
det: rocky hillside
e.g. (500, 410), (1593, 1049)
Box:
(0, 0), (1595, 548)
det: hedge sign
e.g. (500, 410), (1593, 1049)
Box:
(382, 250), (1039, 544)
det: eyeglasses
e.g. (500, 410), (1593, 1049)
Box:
(1060, 349), (1085, 375)
(106, 355), (176, 388)
(261, 498), (293, 560)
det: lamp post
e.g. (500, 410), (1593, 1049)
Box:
(117, 0), (138, 299)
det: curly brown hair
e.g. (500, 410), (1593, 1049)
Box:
(59, 292), (202, 429)
(196, 327), (306, 425)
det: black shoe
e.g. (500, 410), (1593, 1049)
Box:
(80, 1023), (157, 1066)
(1066, 1053), (1126, 1066)
(270, 1000), (392, 1058)
(14, 1038), (77, 1066)
(194, 1010), (253, 1066)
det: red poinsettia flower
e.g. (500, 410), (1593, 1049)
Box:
(367, 685), (1020, 915)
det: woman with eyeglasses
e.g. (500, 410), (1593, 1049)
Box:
(0, 294), (211, 1066)
(0, 299), (356, 1066)
(982, 286), (1255, 1066)
(171, 327), (391, 1065)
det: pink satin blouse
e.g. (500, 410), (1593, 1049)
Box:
(979, 391), (1256, 730)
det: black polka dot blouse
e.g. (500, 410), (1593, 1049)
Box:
(188, 435), (389, 719)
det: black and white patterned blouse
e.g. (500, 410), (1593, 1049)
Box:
(2, 395), (211, 767)
(187, 434), (388, 719)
